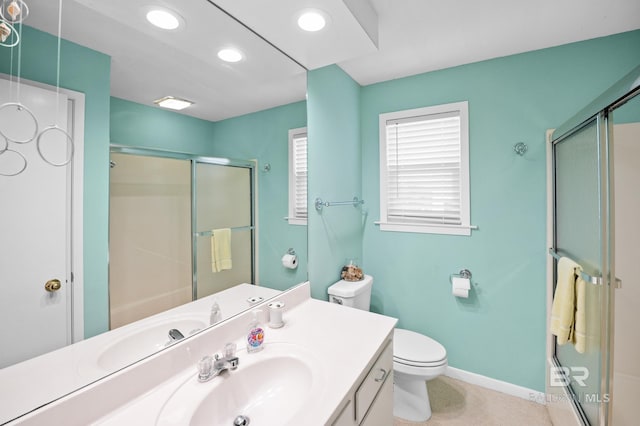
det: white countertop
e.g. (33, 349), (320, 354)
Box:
(9, 282), (397, 426)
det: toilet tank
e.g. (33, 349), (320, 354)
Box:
(327, 275), (373, 311)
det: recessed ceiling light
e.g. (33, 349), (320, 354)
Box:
(217, 48), (243, 63)
(146, 8), (181, 30)
(153, 96), (193, 110)
(297, 10), (328, 32)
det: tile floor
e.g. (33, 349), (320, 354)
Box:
(393, 376), (553, 426)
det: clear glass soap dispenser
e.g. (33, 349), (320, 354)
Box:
(246, 310), (265, 353)
(210, 300), (222, 325)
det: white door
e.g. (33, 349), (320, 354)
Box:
(0, 79), (72, 368)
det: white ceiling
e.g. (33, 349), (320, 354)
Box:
(22, 0), (640, 122)
(25, 0), (307, 121)
(213, 0), (379, 70)
(340, 0), (640, 85)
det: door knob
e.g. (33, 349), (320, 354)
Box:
(45, 279), (62, 292)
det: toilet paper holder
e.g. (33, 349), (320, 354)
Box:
(451, 269), (472, 281)
(286, 248), (296, 256)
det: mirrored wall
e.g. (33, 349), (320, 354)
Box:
(0, 0), (307, 422)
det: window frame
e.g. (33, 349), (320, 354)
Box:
(378, 101), (471, 236)
(288, 127), (308, 226)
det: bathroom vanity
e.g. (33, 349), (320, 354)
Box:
(6, 282), (397, 425)
(0, 284), (280, 425)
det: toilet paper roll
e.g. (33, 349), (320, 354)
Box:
(452, 287), (469, 298)
(281, 254), (298, 269)
(452, 276), (471, 298)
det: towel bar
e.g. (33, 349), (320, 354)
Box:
(195, 226), (254, 237)
(315, 196), (364, 212)
(548, 248), (622, 288)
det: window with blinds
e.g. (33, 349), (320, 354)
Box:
(288, 127), (308, 225)
(379, 102), (470, 235)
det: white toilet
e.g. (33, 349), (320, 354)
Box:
(328, 275), (448, 422)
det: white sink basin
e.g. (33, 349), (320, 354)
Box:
(157, 343), (326, 426)
(96, 316), (207, 371)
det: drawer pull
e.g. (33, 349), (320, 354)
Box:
(374, 368), (387, 382)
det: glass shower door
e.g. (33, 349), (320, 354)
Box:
(194, 162), (253, 299)
(553, 115), (613, 425)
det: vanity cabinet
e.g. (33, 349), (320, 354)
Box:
(331, 339), (393, 426)
(360, 374), (393, 426)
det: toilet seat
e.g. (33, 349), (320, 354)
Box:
(394, 357), (447, 368)
(393, 328), (447, 367)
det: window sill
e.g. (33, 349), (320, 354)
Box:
(375, 221), (474, 236)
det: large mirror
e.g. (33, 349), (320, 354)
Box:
(0, 0), (307, 422)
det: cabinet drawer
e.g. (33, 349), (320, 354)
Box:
(355, 340), (393, 423)
(360, 371), (393, 426)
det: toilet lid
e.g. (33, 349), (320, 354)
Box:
(393, 328), (447, 364)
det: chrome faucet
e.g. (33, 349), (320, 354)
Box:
(168, 328), (185, 342)
(198, 342), (239, 383)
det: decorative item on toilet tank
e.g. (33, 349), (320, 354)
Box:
(341, 258), (364, 281)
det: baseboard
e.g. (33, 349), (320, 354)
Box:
(445, 366), (546, 405)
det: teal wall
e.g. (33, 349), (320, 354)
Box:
(110, 97), (216, 154)
(357, 30), (640, 392)
(211, 101), (308, 290)
(307, 65), (363, 300)
(0, 26), (111, 338)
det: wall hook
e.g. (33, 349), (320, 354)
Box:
(513, 142), (528, 156)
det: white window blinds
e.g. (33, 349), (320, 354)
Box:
(379, 102), (470, 235)
(288, 128), (307, 225)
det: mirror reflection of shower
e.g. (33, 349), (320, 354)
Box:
(108, 149), (254, 329)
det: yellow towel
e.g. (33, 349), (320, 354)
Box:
(572, 276), (587, 353)
(550, 257), (581, 345)
(211, 228), (232, 273)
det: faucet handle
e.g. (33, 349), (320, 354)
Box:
(197, 355), (214, 381)
(228, 357), (239, 370)
(224, 342), (237, 359)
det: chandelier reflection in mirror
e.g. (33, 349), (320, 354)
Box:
(0, 0), (74, 176)
(0, 0), (30, 24)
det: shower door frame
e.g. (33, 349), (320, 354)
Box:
(109, 145), (257, 311)
(546, 65), (639, 426)
(191, 157), (257, 300)
(547, 112), (615, 425)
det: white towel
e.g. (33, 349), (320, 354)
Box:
(211, 228), (232, 273)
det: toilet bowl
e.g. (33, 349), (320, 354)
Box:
(393, 328), (447, 422)
(327, 276), (448, 422)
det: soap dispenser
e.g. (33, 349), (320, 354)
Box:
(209, 300), (222, 325)
(246, 310), (265, 353)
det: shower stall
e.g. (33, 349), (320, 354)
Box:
(108, 147), (255, 329)
(547, 65), (639, 425)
